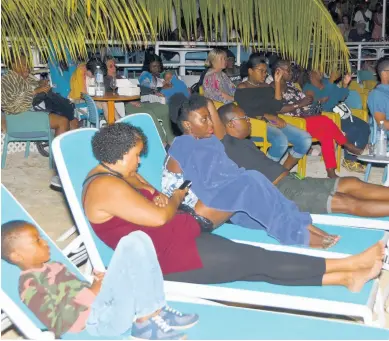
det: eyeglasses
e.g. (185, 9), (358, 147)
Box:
(230, 115), (250, 122)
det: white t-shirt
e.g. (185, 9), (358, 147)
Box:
(354, 9), (372, 31)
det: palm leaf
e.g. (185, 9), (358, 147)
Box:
(2, 0), (349, 72)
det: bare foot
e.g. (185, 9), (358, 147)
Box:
(309, 229), (341, 249)
(347, 260), (382, 293)
(348, 241), (385, 271)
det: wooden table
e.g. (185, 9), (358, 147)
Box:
(92, 92), (140, 125)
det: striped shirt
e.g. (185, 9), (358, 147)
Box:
(1, 71), (39, 114)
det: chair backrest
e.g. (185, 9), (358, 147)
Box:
(345, 90), (362, 109)
(81, 93), (100, 128)
(53, 114), (166, 270)
(1, 185), (86, 334)
(5, 111), (51, 135)
(358, 70), (376, 82)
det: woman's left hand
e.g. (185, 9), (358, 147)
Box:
(153, 193), (169, 207)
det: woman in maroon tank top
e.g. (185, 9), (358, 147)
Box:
(83, 121), (384, 292)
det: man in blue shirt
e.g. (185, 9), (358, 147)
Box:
(368, 56), (389, 133)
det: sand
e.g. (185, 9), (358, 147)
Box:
(1, 149), (389, 338)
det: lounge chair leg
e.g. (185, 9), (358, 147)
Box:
(1, 136), (8, 169)
(56, 226), (77, 242)
(24, 141), (30, 158)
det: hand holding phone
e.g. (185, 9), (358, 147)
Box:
(179, 180), (192, 190)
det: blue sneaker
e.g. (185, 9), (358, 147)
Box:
(160, 306), (199, 330)
(131, 315), (187, 340)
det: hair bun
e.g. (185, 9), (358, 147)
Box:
(169, 93), (188, 124)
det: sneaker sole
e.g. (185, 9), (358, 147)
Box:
(49, 184), (63, 192)
(131, 334), (188, 340)
(169, 319), (199, 330)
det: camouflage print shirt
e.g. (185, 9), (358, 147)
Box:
(1, 70), (39, 114)
(19, 262), (96, 338)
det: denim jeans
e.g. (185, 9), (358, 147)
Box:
(86, 231), (166, 337)
(267, 124), (312, 161)
(341, 116), (370, 161)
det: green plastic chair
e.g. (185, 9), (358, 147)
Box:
(1, 111), (53, 169)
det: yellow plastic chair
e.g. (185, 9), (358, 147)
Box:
(359, 91), (368, 111)
(351, 108), (369, 122)
(249, 118), (271, 154)
(348, 80), (363, 92)
(362, 80), (377, 91)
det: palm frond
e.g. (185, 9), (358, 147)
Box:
(2, 0), (349, 72)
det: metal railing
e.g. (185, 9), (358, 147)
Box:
(2, 41), (389, 77)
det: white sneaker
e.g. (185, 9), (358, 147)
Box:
(50, 175), (62, 191)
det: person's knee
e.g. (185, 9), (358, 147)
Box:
(338, 176), (362, 192)
(49, 114), (69, 132)
(331, 192), (360, 214)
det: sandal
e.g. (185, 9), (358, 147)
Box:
(342, 159), (366, 173)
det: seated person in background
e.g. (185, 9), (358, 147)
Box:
(235, 54), (311, 170)
(224, 50), (242, 85)
(217, 103), (389, 217)
(125, 54), (184, 145)
(353, 2), (372, 32)
(83, 58), (122, 122)
(275, 59), (365, 178)
(302, 61), (370, 174)
(1, 54), (76, 131)
(1, 221), (198, 340)
(1, 54), (72, 190)
(348, 22), (371, 42)
(83, 122), (384, 291)
(164, 94), (338, 248)
(368, 56), (389, 133)
(202, 49), (236, 104)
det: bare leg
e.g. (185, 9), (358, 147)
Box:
(331, 192), (389, 217)
(282, 154), (299, 170)
(337, 177), (389, 201)
(49, 113), (69, 136)
(325, 241), (384, 273)
(326, 168), (339, 178)
(322, 261), (382, 292)
(69, 118), (79, 130)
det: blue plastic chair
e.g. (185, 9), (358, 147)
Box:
(345, 90), (363, 109)
(5, 184), (388, 340)
(1, 111), (53, 169)
(52, 114), (388, 327)
(81, 93), (101, 128)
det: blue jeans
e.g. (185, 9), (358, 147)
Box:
(342, 116), (370, 161)
(267, 124), (312, 161)
(86, 231), (166, 337)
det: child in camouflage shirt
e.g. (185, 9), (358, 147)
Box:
(1, 221), (199, 339)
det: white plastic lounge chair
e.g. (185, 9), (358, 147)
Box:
(2, 184), (389, 340)
(52, 114), (388, 327)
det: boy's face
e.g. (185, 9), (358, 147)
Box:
(11, 225), (51, 266)
(164, 72), (173, 83)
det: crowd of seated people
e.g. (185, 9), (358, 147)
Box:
(2, 49), (389, 340)
(329, 1), (385, 42)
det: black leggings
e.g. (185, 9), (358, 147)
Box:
(164, 233), (326, 286)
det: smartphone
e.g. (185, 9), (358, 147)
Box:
(179, 180), (192, 190)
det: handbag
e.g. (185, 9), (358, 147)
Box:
(33, 90), (75, 120)
(333, 102), (353, 121)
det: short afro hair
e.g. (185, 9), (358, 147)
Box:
(1, 220), (31, 264)
(217, 103), (239, 125)
(169, 93), (208, 132)
(92, 123), (148, 164)
(376, 56), (389, 81)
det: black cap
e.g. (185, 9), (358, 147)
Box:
(226, 50), (236, 59)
